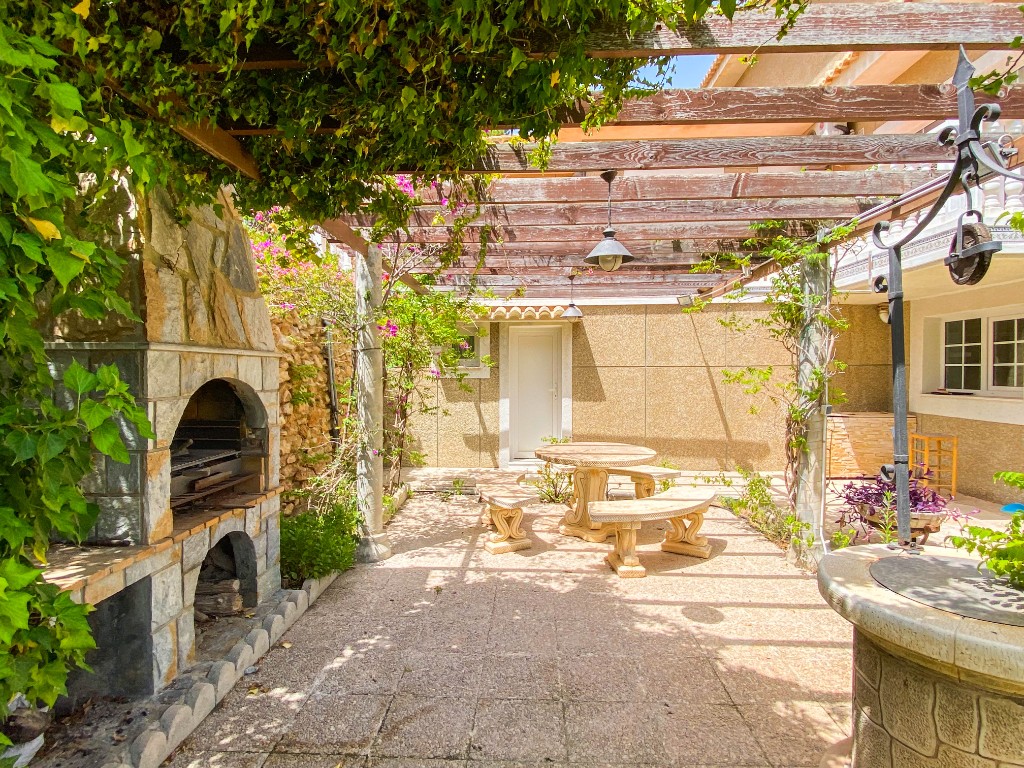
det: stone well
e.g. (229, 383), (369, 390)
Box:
(818, 545), (1024, 768)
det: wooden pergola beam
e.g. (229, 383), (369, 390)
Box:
(389, 221), (807, 244)
(558, 84), (1024, 126)
(223, 85), (1023, 136)
(577, 4), (1019, 56)
(188, 4), (1021, 73)
(417, 170), (937, 205)
(426, 240), (741, 262)
(346, 196), (881, 229)
(467, 134), (957, 173)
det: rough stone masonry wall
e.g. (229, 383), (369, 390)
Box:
(851, 630), (1024, 768)
(272, 313), (352, 514)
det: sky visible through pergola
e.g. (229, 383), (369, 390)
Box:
(636, 55), (718, 88)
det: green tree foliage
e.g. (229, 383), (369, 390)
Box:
(0, 21), (155, 731)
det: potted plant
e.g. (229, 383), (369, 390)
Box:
(837, 475), (949, 544)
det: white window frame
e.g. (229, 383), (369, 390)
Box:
(931, 307), (1024, 398)
(989, 311), (1024, 394)
(442, 322), (491, 379)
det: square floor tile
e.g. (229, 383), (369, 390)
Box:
(165, 750), (270, 768)
(275, 694), (391, 754)
(469, 699), (566, 763)
(564, 701), (667, 765)
(476, 655), (561, 700)
(560, 656), (644, 702)
(183, 688), (307, 752)
(315, 650), (407, 696)
(659, 703), (768, 767)
(397, 651), (481, 698)
(373, 695), (475, 760)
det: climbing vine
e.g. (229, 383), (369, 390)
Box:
(685, 221), (855, 505)
(0, 21), (155, 731)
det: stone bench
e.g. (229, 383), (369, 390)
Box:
(606, 464), (683, 498)
(477, 476), (538, 554)
(588, 489), (718, 578)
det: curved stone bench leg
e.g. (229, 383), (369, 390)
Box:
(606, 520), (646, 578)
(635, 477), (656, 499)
(560, 468), (616, 543)
(661, 510), (712, 559)
(484, 505), (532, 554)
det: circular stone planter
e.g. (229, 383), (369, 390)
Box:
(818, 544), (1024, 768)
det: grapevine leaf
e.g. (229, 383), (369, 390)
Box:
(90, 419), (129, 463)
(63, 360), (98, 395)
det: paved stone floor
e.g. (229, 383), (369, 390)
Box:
(167, 488), (854, 768)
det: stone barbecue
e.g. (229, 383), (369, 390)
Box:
(44, 187), (283, 705)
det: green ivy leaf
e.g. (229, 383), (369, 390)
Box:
(0, 558), (41, 591)
(78, 399), (112, 430)
(90, 419), (129, 463)
(63, 360), (98, 395)
(2, 148), (57, 199)
(38, 431), (67, 463)
(46, 249), (87, 287)
(0, 588), (32, 645)
(4, 430), (37, 462)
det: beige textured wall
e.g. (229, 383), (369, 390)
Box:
(408, 334), (501, 468)
(572, 304), (790, 471)
(833, 303), (905, 412)
(410, 303), (795, 472)
(913, 415), (1024, 506)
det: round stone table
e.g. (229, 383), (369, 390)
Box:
(534, 441), (656, 542)
(818, 544), (1024, 767)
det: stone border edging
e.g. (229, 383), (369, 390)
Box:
(817, 544), (1024, 695)
(97, 572), (338, 768)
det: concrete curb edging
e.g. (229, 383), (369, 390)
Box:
(97, 572), (338, 768)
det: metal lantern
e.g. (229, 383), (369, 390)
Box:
(584, 170), (634, 272)
(563, 273), (583, 321)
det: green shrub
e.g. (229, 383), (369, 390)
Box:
(280, 492), (360, 585)
(530, 461), (573, 504)
(951, 471), (1024, 590)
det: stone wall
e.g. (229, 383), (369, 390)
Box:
(272, 314), (352, 514)
(851, 630), (1024, 768)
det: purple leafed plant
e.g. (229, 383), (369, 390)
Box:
(839, 475), (948, 515)
(835, 476), (948, 542)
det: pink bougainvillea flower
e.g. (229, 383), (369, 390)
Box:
(459, 341), (470, 350)
(382, 271), (391, 282)
(394, 175), (415, 197)
(429, 367), (441, 379)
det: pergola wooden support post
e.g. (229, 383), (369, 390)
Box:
(792, 252), (830, 566)
(353, 241), (393, 562)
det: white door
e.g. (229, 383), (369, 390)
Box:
(509, 326), (562, 459)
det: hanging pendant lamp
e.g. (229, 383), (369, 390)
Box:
(562, 272), (583, 321)
(584, 169), (634, 272)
